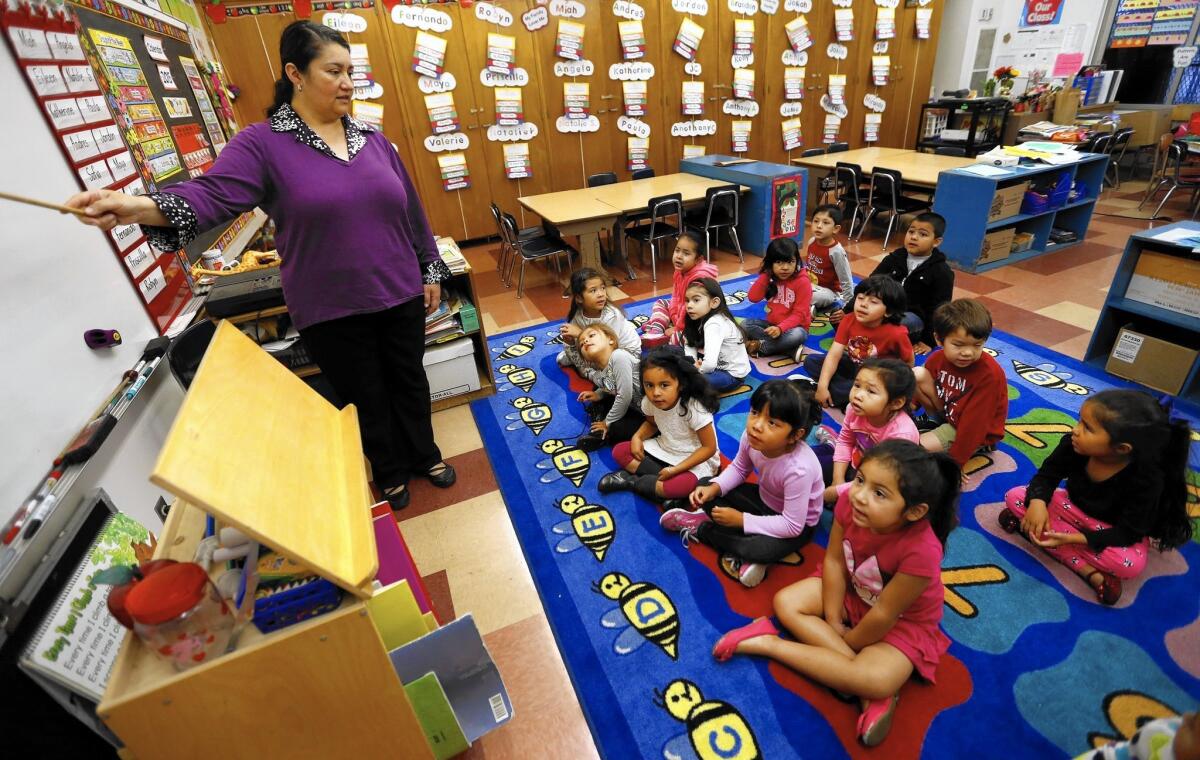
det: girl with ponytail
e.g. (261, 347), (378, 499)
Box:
(712, 439), (960, 748)
(1000, 389), (1193, 606)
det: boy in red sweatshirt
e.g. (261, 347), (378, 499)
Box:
(640, 230), (719, 348)
(742, 237), (813, 358)
(912, 299), (1008, 468)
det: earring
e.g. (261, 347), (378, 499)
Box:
(298, 83), (304, 92)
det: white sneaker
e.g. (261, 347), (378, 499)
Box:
(794, 345), (806, 364)
(722, 555), (767, 588)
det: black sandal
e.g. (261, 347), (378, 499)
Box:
(383, 484), (410, 510)
(425, 461), (456, 488)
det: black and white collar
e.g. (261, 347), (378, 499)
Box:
(269, 102), (374, 160)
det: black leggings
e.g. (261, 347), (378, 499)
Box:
(803, 352), (857, 410)
(696, 482), (816, 564)
(585, 397), (644, 446)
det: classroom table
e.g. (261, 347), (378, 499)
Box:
(790, 148), (974, 210)
(518, 173), (740, 284)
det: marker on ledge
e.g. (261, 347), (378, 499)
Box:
(22, 494), (59, 540)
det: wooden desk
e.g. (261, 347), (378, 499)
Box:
(791, 148), (973, 210)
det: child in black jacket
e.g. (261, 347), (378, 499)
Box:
(871, 212), (954, 355)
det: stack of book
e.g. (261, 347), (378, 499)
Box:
(437, 237), (468, 274)
(424, 290), (479, 346)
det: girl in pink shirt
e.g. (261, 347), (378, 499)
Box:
(658, 379), (824, 588)
(822, 358), (919, 493)
(713, 440), (960, 748)
(743, 237), (814, 359)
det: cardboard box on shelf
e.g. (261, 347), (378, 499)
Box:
(1104, 326), (1198, 395)
(979, 227), (1015, 265)
(1012, 231), (1035, 252)
(423, 338), (481, 401)
(988, 182), (1030, 222)
(1125, 251), (1200, 320)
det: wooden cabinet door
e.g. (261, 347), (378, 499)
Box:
(595, 2), (668, 180)
(876, 0), (944, 149)
(658, 3), (722, 169)
(204, 12), (297, 130)
(379, 3), (498, 240)
(454, 0), (556, 228)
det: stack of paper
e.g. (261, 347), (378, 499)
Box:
(413, 32), (447, 78)
(681, 80), (704, 116)
(627, 137), (649, 171)
(872, 56), (890, 86)
(835, 8), (854, 42)
(782, 118), (802, 151)
(732, 120), (751, 153)
(563, 82), (589, 120)
(494, 87), (523, 126)
(828, 74), (847, 106)
(673, 18), (704, 60)
(503, 142), (531, 180)
(683, 144), (706, 159)
(823, 114), (841, 144)
(556, 20), (584, 61)
(733, 68), (755, 100)
(486, 33), (515, 76)
(864, 113), (882, 142)
(916, 8), (932, 39)
(785, 16), (813, 53)
(619, 20), (645, 60)
(733, 18), (754, 58)
(425, 93), (459, 135)
(424, 301), (463, 344)
(784, 67), (805, 100)
(623, 81), (647, 117)
(437, 237), (468, 274)
(876, 7), (896, 40)
(438, 153), (470, 191)
(1018, 121), (1075, 137)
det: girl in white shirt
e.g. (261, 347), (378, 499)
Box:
(598, 349), (721, 502)
(681, 277), (751, 392)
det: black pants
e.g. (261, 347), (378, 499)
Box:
(804, 352), (857, 410)
(697, 482), (816, 564)
(299, 297), (442, 489)
(585, 397), (644, 446)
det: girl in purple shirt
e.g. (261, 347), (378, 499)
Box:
(67, 22), (454, 509)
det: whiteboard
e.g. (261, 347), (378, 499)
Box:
(0, 40), (175, 527)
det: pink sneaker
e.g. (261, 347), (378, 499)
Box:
(857, 695), (899, 747)
(659, 507), (711, 536)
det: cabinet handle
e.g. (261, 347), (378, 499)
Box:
(601, 93), (615, 100)
(467, 124), (478, 130)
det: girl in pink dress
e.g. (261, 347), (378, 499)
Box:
(712, 439), (960, 748)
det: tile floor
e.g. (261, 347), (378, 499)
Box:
(398, 176), (1190, 758)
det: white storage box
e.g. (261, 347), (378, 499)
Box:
(423, 338), (480, 401)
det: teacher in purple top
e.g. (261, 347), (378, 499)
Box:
(66, 21), (455, 510)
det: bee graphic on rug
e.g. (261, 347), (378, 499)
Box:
(551, 494), (615, 561)
(544, 329), (566, 346)
(593, 571), (680, 659)
(496, 364), (538, 393)
(536, 439), (590, 486)
(654, 678), (761, 760)
(1011, 360), (1090, 395)
(493, 335), (537, 361)
(505, 396), (553, 436)
(724, 289), (749, 306)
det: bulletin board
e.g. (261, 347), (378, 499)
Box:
(2, 0), (230, 333)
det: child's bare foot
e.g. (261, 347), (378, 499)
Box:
(712, 617), (778, 661)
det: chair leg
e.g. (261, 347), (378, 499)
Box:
(649, 240), (657, 283)
(1152, 183), (1178, 219)
(881, 214), (896, 249)
(1139, 177), (1167, 209)
(728, 226), (744, 263)
(517, 260), (527, 298)
(855, 207), (876, 241)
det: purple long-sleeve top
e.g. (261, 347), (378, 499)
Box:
(141, 104), (448, 330)
(712, 432), (824, 538)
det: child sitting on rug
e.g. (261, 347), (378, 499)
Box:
(743, 237), (813, 361)
(805, 275), (913, 410)
(713, 440), (960, 748)
(1075, 711), (1200, 760)
(658, 379), (824, 588)
(817, 358), (918, 494)
(639, 230), (718, 349)
(911, 299), (1008, 469)
(681, 277), (752, 393)
(870, 212), (953, 355)
(574, 324), (644, 452)
(557, 268), (640, 372)
(597, 349), (720, 503)
(804, 204), (854, 324)
(999, 389), (1192, 606)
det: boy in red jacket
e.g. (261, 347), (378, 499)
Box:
(640, 230), (719, 348)
(742, 237), (813, 358)
(912, 299), (1008, 468)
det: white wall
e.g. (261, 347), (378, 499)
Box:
(932, 0), (1108, 96)
(1, 40), (182, 532)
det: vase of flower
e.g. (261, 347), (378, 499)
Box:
(993, 65), (1019, 99)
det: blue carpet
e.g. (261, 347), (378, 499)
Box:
(471, 274), (1200, 759)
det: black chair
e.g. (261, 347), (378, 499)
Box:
(1107, 127), (1134, 189)
(1147, 142), (1200, 219)
(624, 193), (682, 283)
(167, 319), (217, 390)
(828, 142), (850, 153)
(1090, 133), (1118, 188)
(501, 213), (577, 297)
(684, 184), (742, 263)
(934, 146), (967, 157)
(587, 172), (618, 187)
(631, 168), (656, 180)
(857, 169), (930, 248)
(834, 162), (869, 237)
(491, 202), (539, 286)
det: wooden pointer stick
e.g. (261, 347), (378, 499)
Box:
(0, 190), (88, 217)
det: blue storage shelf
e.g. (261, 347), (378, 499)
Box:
(681, 155), (808, 257)
(931, 154), (1108, 273)
(1083, 221), (1200, 404)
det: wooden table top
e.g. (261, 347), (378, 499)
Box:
(791, 148), (975, 187)
(519, 173), (740, 223)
